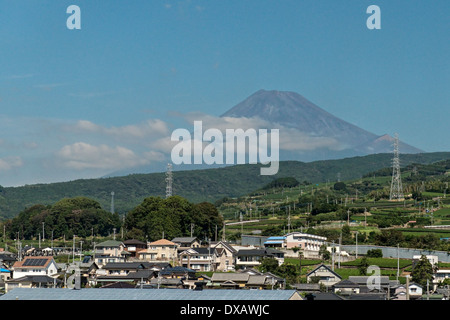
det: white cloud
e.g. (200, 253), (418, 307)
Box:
(0, 156), (23, 171)
(56, 142), (150, 170)
(173, 112), (342, 152)
(72, 119), (170, 140)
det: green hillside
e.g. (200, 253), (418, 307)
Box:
(0, 152), (449, 220)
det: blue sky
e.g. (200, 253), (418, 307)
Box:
(0, 0), (449, 186)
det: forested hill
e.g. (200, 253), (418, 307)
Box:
(0, 152), (449, 220)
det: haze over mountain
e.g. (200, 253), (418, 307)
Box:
(106, 89), (423, 177)
(221, 89), (423, 161)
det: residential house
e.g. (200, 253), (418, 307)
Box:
(235, 248), (284, 269)
(123, 239), (147, 259)
(433, 269), (450, 287)
(159, 266), (198, 289)
(11, 256), (58, 279)
(332, 279), (360, 295)
(179, 247), (218, 272)
(159, 266), (197, 279)
(348, 276), (397, 293)
(71, 256), (99, 287)
(171, 237), (201, 253)
(391, 283), (423, 300)
(0, 250), (17, 268)
(5, 275), (62, 292)
(213, 241), (237, 272)
(94, 240), (127, 266)
(209, 269), (284, 290)
(306, 264), (342, 288)
(210, 272), (251, 289)
(0, 265), (11, 291)
(148, 276), (184, 289)
(138, 239), (178, 262)
(95, 262), (157, 286)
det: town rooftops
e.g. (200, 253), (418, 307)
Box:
(0, 287), (302, 300)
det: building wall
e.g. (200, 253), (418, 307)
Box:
(341, 245), (450, 263)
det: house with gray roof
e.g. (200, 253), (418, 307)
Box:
(306, 264), (342, 288)
(94, 240), (127, 266)
(235, 248), (284, 269)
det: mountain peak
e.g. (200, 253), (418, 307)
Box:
(220, 89), (423, 158)
(221, 89), (372, 137)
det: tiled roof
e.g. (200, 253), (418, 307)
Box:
(148, 239), (177, 246)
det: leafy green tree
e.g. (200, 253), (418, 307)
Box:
(333, 182), (347, 191)
(411, 255), (435, 288)
(319, 244), (331, 261)
(7, 197), (120, 240)
(276, 263), (298, 283)
(366, 249), (383, 258)
(358, 256), (369, 275)
(124, 196), (222, 242)
(374, 229), (404, 247)
(258, 257), (279, 273)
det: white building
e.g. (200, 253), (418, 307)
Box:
(413, 255), (438, 266)
(11, 256), (58, 279)
(434, 269), (450, 285)
(264, 232), (327, 254)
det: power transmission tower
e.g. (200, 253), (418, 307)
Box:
(389, 133), (404, 201)
(165, 163), (173, 198)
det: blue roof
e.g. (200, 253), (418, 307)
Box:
(266, 236), (286, 240)
(0, 288), (299, 300)
(0, 268), (10, 273)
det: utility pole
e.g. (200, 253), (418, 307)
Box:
(73, 235), (76, 263)
(338, 233), (342, 269)
(80, 241), (83, 261)
(396, 244), (400, 282)
(331, 241), (335, 271)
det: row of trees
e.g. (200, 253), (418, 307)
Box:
(1, 195), (223, 244)
(124, 196), (223, 242)
(3, 197), (122, 240)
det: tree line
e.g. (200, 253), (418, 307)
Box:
(1, 195), (223, 244)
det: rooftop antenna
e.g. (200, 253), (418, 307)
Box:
(165, 163), (173, 198)
(110, 191), (115, 214)
(389, 133), (404, 201)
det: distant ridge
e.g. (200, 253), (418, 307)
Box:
(1, 152), (448, 220)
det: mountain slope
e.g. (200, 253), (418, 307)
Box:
(1, 152), (448, 220)
(221, 89), (423, 158)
